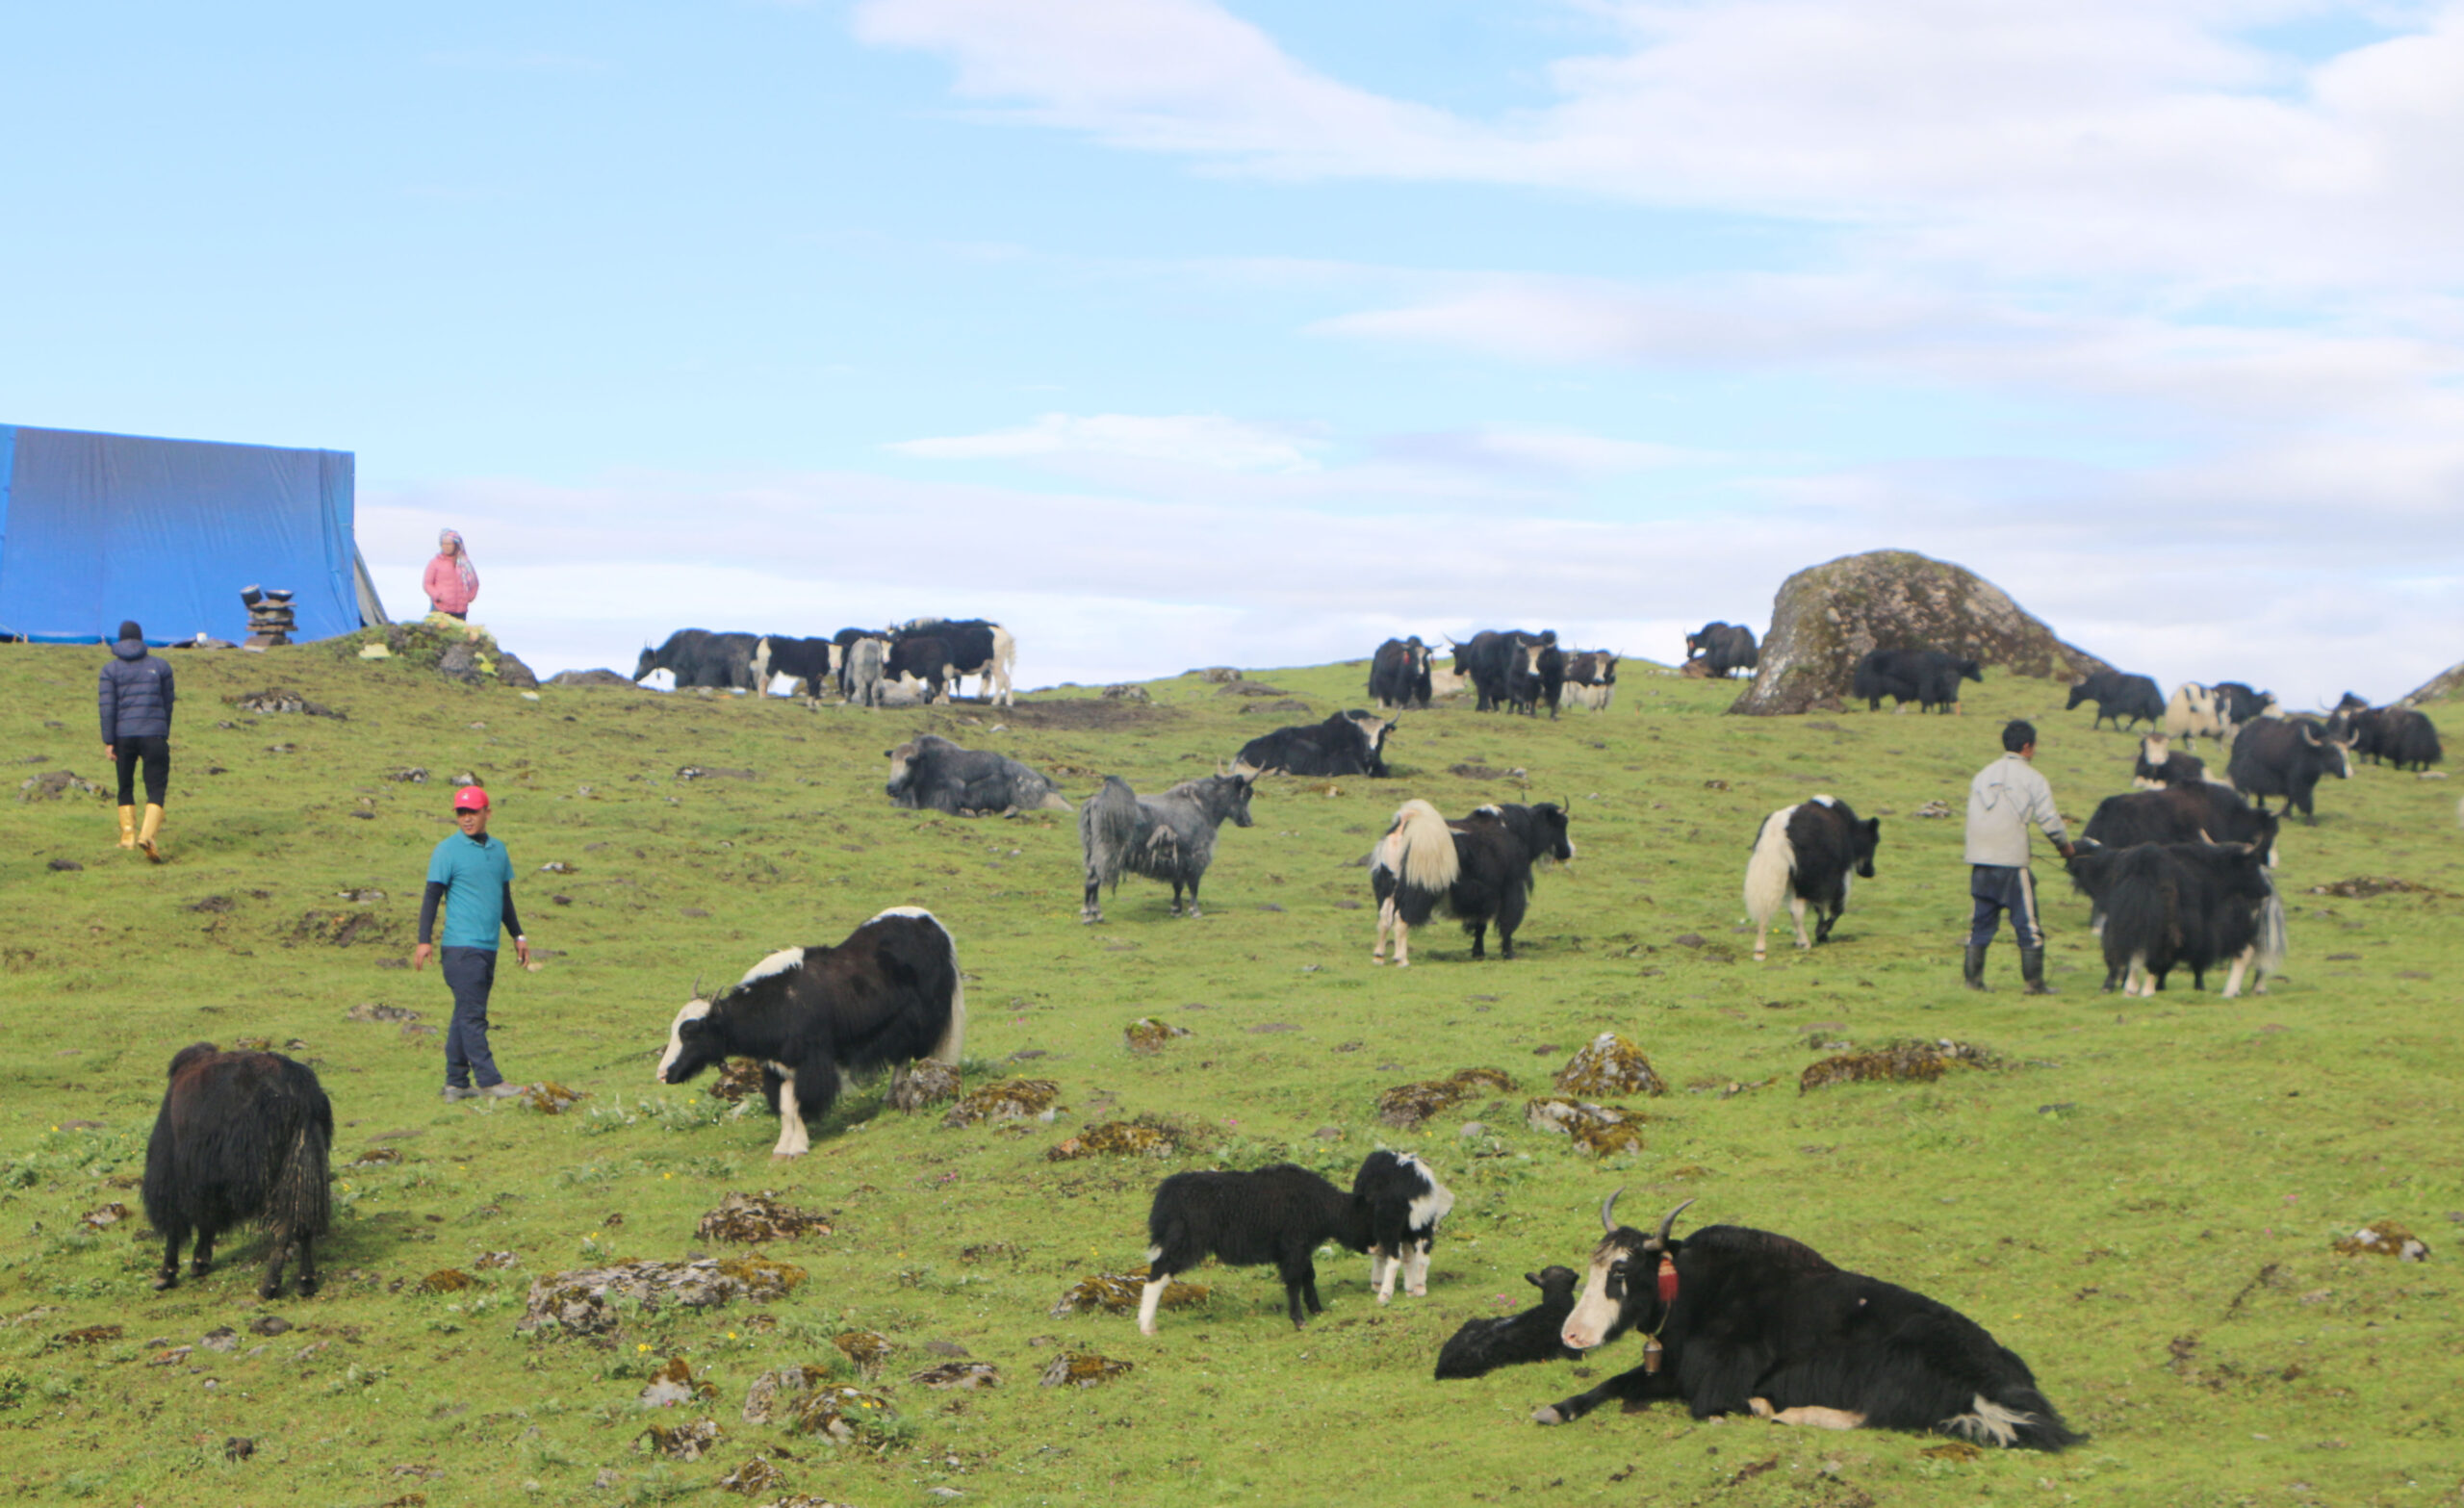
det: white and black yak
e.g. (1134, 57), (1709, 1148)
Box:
(635, 628), (760, 691)
(750, 634), (839, 698)
(1453, 629), (1553, 712)
(654, 907), (965, 1158)
(2066, 669), (2165, 731)
(1079, 770), (1258, 922)
(1561, 652), (1619, 711)
(2212, 681), (2278, 725)
(1235, 710), (1394, 778)
(2131, 732), (2207, 788)
(141, 1044), (333, 1299)
(1533, 1195), (2078, 1451)
(2228, 717), (2352, 822)
(1684, 623), (1758, 678)
(1742, 795), (1882, 960)
(1434, 1265), (1582, 1379)
(1504, 640), (1567, 717)
(885, 633), (954, 704)
(892, 617), (1017, 705)
(1137, 1151), (1454, 1334)
(1370, 799), (1576, 963)
(885, 733), (1073, 816)
(1853, 649), (1980, 713)
(1369, 637), (1434, 711)
(2066, 840), (2285, 997)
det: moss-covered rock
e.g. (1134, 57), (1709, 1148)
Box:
(1731, 550), (2111, 716)
(2400, 661), (2464, 704)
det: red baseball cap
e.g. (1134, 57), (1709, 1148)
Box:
(452, 785), (490, 812)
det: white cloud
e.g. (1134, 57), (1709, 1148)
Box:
(889, 413), (1322, 472)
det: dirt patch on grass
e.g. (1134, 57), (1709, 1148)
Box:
(1047, 1118), (1184, 1161)
(2308, 877), (2446, 899)
(1040, 1351), (1134, 1388)
(942, 1077), (1060, 1127)
(1553, 1034), (1667, 1097)
(1525, 1098), (1648, 1156)
(1051, 1268), (1208, 1317)
(292, 910), (397, 948)
(698, 1191), (834, 1243)
(520, 1257), (806, 1334)
(1377, 1066), (1516, 1129)
(996, 698), (1178, 732)
(1800, 1039), (2002, 1092)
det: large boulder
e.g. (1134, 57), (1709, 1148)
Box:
(1730, 550), (2111, 716)
(2400, 662), (2464, 706)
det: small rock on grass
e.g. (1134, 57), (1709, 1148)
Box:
(1039, 1352), (1133, 1389)
(639, 1417), (723, 1461)
(2334, 1222), (2431, 1262)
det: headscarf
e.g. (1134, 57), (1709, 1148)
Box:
(439, 529), (478, 595)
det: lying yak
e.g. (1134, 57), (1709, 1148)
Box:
(1235, 710), (1394, 778)
(885, 734), (1072, 815)
(1535, 1195), (2077, 1450)
(1435, 1265), (1582, 1379)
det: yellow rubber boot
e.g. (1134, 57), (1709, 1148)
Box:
(138, 805), (166, 863)
(117, 805), (138, 849)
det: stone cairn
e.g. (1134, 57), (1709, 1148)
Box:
(241, 586), (295, 647)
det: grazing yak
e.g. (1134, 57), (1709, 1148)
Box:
(1742, 796), (1883, 960)
(885, 633), (954, 704)
(1236, 711), (1394, 779)
(142, 1044), (333, 1299)
(1453, 629), (1553, 712)
(2212, 681), (2278, 725)
(654, 907), (965, 1158)
(2335, 704), (2443, 772)
(2131, 733), (2207, 788)
(1852, 649), (1980, 713)
(1685, 623), (1759, 678)
(636, 628), (760, 691)
(1369, 637), (1434, 711)
(891, 618), (1016, 705)
(1504, 640), (1567, 717)
(884, 734), (1072, 816)
(1138, 1151), (1453, 1334)
(2067, 840), (2286, 997)
(1533, 1195), (2078, 1451)
(1561, 652), (1619, 711)
(2228, 717), (2351, 821)
(2067, 670), (2165, 731)
(1435, 1266), (1583, 1380)
(1079, 770), (1258, 922)
(1370, 799), (1576, 964)
(2083, 782), (2279, 867)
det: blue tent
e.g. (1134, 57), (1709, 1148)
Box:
(0, 424), (386, 645)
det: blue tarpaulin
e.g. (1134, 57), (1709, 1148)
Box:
(0, 424), (372, 644)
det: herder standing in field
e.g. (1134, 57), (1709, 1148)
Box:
(413, 786), (531, 1101)
(98, 619), (174, 861)
(1964, 719), (2076, 994)
(424, 528), (479, 620)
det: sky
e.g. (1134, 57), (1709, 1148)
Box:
(3, 1), (2459, 703)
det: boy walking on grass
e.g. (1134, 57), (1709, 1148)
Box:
(413, 785), (532, 1101)
(1964, 719), (2076, 995)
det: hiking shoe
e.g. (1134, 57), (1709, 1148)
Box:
(475, 1083), (526, 1100)
(441, 1086), (475, 1102)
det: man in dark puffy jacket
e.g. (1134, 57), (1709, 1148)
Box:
(98, 619), (175, 860)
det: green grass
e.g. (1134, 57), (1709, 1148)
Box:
(3, 639), (2459, 1506)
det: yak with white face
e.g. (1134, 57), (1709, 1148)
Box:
(654, 907), (964, 1158)
(1535, 1195), (2077, 1450)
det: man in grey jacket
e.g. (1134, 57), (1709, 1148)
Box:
(1964, 719), (2075, 993)
(98, 619), (176, 861)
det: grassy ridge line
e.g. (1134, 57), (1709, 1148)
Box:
(0, 642), (2458, 1505)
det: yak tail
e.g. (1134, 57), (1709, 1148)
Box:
(270, 1113), (332, 1243)
(1388, 800), (1460, 891)
(923, 911), (966, 1065)
(1742, 805), (1799, 928)
(1081, 776), (1142, 891)
(989, 625), (1017, 704)
(2255, 879), (2288, 977)
(1940, 1389), (2082, 1451)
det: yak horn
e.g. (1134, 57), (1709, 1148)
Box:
(1600, 1189), (1623, 1234)
(691, 973), (705, 1002)
(1653, 1198), (1696, 1247)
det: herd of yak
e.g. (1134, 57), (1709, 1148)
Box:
(125, 620), (2450, 1461)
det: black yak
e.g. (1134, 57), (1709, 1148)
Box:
(1742, 795), (1882, 960)
(2066, 840), (2285, 996)
(1370, 799), (1576, 963)
(1235, 711), (1393, 778)
(1137, 1152), (1453, 1334)
(1435, 1266), (1582, 1379)
(1685, 623), (1758, 678)
(1369, 637), (1434, 711)
(1853, 649), (1979, 713)
(1534, 1195), (2078, 1450)
(1079, 770), (1258, 922)
(2066, 670), (2165, 731)
(635, 628), (760, 691)
(2228, 717), (2352, 821)
(654, 907), (965, 1157)
(885, 733), (1072, 815)
(141, 1044), (333, 1299)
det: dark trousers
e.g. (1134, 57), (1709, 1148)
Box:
(440, 946), (503, 1088)
(1968, 864), (2042, 948)
(114, 734), (170, 805)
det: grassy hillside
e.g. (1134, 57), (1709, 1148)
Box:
(3, 638), (2459, 1506)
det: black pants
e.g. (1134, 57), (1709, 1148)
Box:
(114, 734), (170, 806)
(1968, 864), (2042, 948)
(440, 946), (503, 1088)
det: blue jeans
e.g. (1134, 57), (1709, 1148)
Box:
(440, 945), (502, 1088)
(1968, 865), (2043, 948)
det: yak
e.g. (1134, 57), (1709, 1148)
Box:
(1742, 795), (1882, 960)
(884, 734), (1072, 815)
(1370, 799), (1576, 963)
(142, 1044), (333, 1299)
(1079, 770), (1258, 922)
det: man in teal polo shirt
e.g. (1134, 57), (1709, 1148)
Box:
(413, 785), (532, 1101)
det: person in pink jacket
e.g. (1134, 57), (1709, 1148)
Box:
(424, 529), (479, 619)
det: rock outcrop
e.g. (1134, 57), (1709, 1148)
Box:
(1730, 550), (2111, 716)
(2400, 662), (2464, 706)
